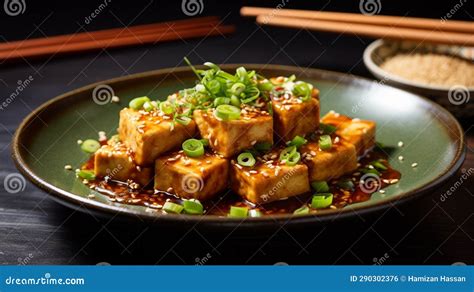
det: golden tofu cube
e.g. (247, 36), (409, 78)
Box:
(119, 108), (196, 165)
(193, 109), (273, 158)
(230, 150), (310, 204)
(272, 97), (320, 142)
(300, 140), (358, 181)
(154, 151), (229, 201)
(322, 111), (376, 155)
(94, 142), (153, 186)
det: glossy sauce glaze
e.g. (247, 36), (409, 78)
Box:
(82, 148), (400, 217)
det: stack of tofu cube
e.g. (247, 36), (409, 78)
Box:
(94, 77), (376, 205)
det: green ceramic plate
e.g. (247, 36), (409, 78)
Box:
(12, 65), (465, 227)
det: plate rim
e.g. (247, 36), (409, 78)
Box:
(11, 64), (466, 226)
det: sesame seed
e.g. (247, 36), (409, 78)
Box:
(235, 164), (243, 169)
(77, 139), (83, 145)
(64, 165), (72, 170)
(249, 170), (258, 174)
(167, 187), (173, 193)
(398, 156), (404, 161)
(261, 171), (269, 177)
(88, 194), (95, 199)
(200, 167), (205, 173)
(310, 151), (316, 156)
(329, 205), (337, 210)
(390, 179), (399, 184)
(379, 190), (385, 194)
(411, 163), (418, 168)
(334, 137), (340, 143)
(398, 141), (404, 147)
(111, 96), (120, 103)
(251, 140), (257, 145)
(368, 165), (374, 169)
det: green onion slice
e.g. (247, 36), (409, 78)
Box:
(231, 82), (246, 96)
(293, 81), (312, 101)
(159, 101), (174, 115)
(81, 139), (101, 154)
(287, 135), (307, 148)
(129, 96), (150, 110)
(215, 104), (241, 121)
(237, 152), (256, 167)
(311, 181), (330, 193)
(279, 145), (297, 162)
(183, 199), (204, 215)
(182, 139), (205, 157)
(293, 205), (309, 215)
(285, 152), (301, 166)
(175, 115), (192, 126)
(213, 97), (230, 107)
(228, 206), (248, 218)
(371, 160), (388, 171)
(76, 169), (96, 180)
(311, 193), (333, 209)
(320, 123), (337, 135)
(319, 135), (332, 150)
(230, 95), (241, 107)
(143, 101), (155, 112)
(163, 201), (184, 214)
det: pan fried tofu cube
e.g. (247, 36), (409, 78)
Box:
(119, 108), (196, 165)
(272, 96), (320, 142)
(300, 139), (358, 181)
(322, 111), (376, 155)
(94, 142), (153, 186)
(230, 150), (310, 204)
(193, 108), (273, 158)
(154, 151), (229, 201)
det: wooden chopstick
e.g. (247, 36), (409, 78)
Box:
(242, 7), (474, 34)
(0, 18), (234, 61)
(255, 15), (474, 46)
(0, 16), (221, 52)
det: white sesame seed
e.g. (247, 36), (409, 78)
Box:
(251, 140), (257, 145)
(390, 179), (399, 184)
(398, 141), (404, 147)
(64, 165), (72, 170)
(88, 194), (95, 199)
(111, 96), (120, 103)
(398, 156), (404, 161)
(334, 137), (340, 143)
(167, 187), (173, 193)
(200, 167), (205, 173)
(379, 190), (385, 194)
(411, 163), (418, 168)
(310, 151), (316, 156)
(77, 139), (83, 145)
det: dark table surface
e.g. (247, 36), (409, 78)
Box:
(0, 15), (473, 265)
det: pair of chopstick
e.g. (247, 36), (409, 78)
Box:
(0, 17), (235, 62)
(241, 7), (474, 46)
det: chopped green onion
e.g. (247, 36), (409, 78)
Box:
(319, 135), (332, 150)
(159, 101), (174, 115)
(337, 179), (354, 190)
(228, 206), (248, 218)
(143, 101), (156, 112)
(293, 205), (309, 215)
(285, 152), (301, 166)
(293, 81), (312, 101)
(230, 95), (241, 107)
(311, 181), (330, 193)
(287, 135), (307, 148)
(213, 97), (230, 107)
(206, 79), (221, 94)
(249, 209), (262, 217)
(163, 201), (184, 214)
(175, 115), (192, 126)
(311, 193), (333, 209)
(361, 168), (381, 176)
(320, 123), (337, 135)
(279, 145), (297, 162)
(200, 139), (210, 147)
(237, 152), (256, 167)
(129, 96), (150, 110)
(230, 82), (246, 95)
(254, 141), (272, 152)
(76, 169), (96, 180)
(258, 80), (274, 91)
(215, 104), (241, 121)
(236, 67), (247, 80)
(183, 199), (204, 215)
(371, 160), (388, 171)
(81, 139), (101, 154)
(182, 139), (204, 157)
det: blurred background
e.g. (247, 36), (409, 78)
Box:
(0, 0), (472, 265)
